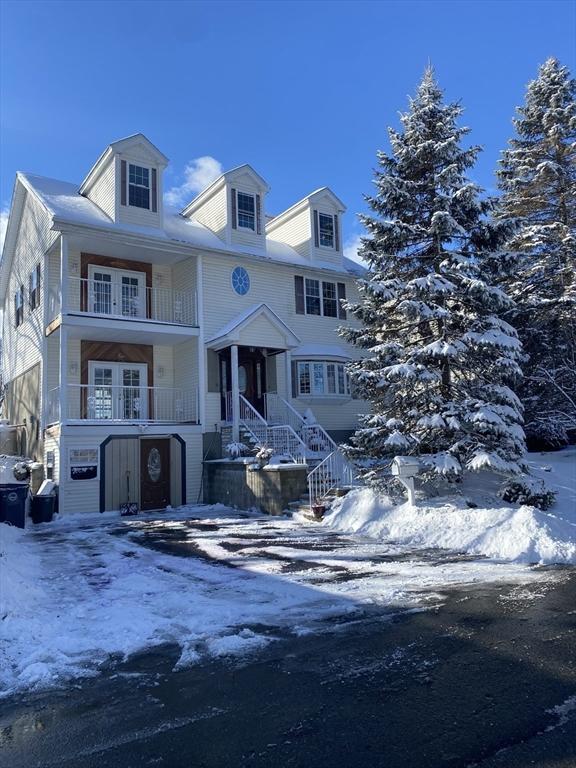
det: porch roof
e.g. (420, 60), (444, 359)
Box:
(205, 303), (301, 352)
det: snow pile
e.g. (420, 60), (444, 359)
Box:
(0, 524), (45, 618)
(325, 449), (576, 564)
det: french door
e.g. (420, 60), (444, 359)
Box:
(88, 266), (146, 318)
(87, 362), (148, 420)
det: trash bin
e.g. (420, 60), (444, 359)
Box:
(30, 493), (56, 524)
(0, 483), (29, 528)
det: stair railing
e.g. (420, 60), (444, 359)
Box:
(239, 395), (307, 464)
(264, 394), (338, 457)
(307, 449), (357, 509)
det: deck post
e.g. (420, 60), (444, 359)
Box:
(231, 344), (239, 443)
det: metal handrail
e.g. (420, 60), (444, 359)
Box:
(307, 449), (357, 508)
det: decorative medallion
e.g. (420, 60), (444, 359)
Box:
(147, 447), (161, 482)
(231, 266), (250, 296)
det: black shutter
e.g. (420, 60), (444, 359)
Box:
(29, 272), (34, 309)
(14, 292), (18, 327)
(151, 168), (157, 212)
(256, 194), (262, 234)
(334, 213), (340, 251)
(291, 361), (298, 398)
(121, 160), (127, 206)
(231, 188), (237, 229)
(37, 264), (41, 306)
(313, 209), (319, 247)
(294, 275), (305, 314)
(337, 282), (347, 319)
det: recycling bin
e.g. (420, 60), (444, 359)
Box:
(0, 484), (29, 528)
(30, 493), (56, 524)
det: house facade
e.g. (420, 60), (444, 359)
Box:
(0, 134), (367, 515)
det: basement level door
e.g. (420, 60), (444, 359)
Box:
(88, 362), (148, 420)
(88, 266), (146, 318)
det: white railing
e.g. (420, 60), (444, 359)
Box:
(264, 393), (337, 457)
(236, 394), (307, 464)
(47, 384), (198, 423)
(308, 450), (357, 508)
(67, 277), (197, 326)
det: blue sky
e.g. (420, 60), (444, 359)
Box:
(1, 0), (575, 255)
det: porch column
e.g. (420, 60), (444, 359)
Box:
(60, 233), (68, 315)
(285, 349), (292, 400)
(230, 344), (240, 443)
(59, 325), (68, 423)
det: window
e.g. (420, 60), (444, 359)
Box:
(128, 164), (150, 209)
(296, 361), (350, 397)
(237, 191), (255, 230)
(305, 278), (321, 315)
(14, 285), (24, 327)
(29, 264), (41, 310)
(322, 281), (337, 317)
(318, 213), (335, 248)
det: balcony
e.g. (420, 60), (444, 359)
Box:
(47, 385), (198, 425)
(66, 277), (197, 326)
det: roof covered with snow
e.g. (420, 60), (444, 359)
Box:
(15, 172), (363, 277)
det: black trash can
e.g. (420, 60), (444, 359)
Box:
(30, 493), (56, 525)
(0, 484), (29, 529)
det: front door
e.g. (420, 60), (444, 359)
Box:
(219, 347), (267, 419)
(140, 438), (171, 511)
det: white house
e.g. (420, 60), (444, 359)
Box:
(0, 134), (367, 515)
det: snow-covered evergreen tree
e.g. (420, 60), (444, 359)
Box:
(342, 68), (526, 484)
(496, 58), (576, 447)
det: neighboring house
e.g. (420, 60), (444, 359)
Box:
(0, 134), (367, 515)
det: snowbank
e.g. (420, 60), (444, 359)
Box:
(325, 449), (576, 564)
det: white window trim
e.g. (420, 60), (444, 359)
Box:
(88, 361), (149, 420)
(304, 278), (338, 317)
(127, 162), (151, 210)
(318, 211), (335, 249)
(296, 360), (351, 398)
(236, 189), (256, 231)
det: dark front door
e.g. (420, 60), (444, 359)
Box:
(219, 347), (267, 419)
(140, 438), (171, 511)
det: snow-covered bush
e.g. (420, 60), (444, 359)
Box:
(500, 476), (556, 510)
(525, 418), (569, 452)
(254, 445), (274, 465)
(225, 442), (251, 459)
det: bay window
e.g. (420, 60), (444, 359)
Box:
(296, 361), (350, 397)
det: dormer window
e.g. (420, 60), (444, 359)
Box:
(318, 213), (335, 248)
(237, 191), (256, 230)
(128, 164), (150, 209)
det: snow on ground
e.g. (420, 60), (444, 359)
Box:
(325, 448), (576, 564)
(0, 500), (552, 699)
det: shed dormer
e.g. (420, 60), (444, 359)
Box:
(79, 133), (168, 228)
(266, 187), (346, 268)
(182, 164), (269, 249)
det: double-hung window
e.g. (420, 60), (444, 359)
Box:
(14, 285), (24, 327)
(128, 164), (150, 209)
(237, 191), (256, 230)
(29, 264), (41, 310)
(318, 213), (335, 248)
(295, 276), (347, 318)
(305, 278), (321, 315)
(296, 361), (350, 397)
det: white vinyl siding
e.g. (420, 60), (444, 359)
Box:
(266, 206), (312, 260)
(86, 155), (116, 220)
(185, 185), (228, 242)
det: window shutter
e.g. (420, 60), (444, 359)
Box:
(231, 188), (237, 229)
(37, 264), (41, 305)
(256, 194), (262, 234)
(337, 282), (347, 319)
(294, 275), (305, 314)
(120, 160), (127, 206)
(14, 293), (18, 327)
(29, 272), (34, 309)
(334, 214), (340, 251)
(291, 361), (298, 398)
(313, 209), (319, 248)
(151, 169), (158, 212)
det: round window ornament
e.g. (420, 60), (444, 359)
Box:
(231, 266), (250, 296)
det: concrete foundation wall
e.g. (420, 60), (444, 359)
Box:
(203, 460), (308, 515)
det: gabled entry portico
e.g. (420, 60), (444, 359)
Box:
(206, 303), (300, 442)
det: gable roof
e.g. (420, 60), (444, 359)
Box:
(205, 303), (301, 351)
(182, 163), (270, 217)
(79, 133), (169, 195)
(266, 186), (346, 234)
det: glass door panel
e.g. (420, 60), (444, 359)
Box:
(121, 274), (145, 318)
(90, 271), (113, 315)
(121, 367), (147, 419)
(88, 366), (113, 419)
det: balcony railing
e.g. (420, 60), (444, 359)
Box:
(67, 277), (197, 326)
(47, 385), (198, 424)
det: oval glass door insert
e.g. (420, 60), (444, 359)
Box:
(147, 447), (161, 482)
